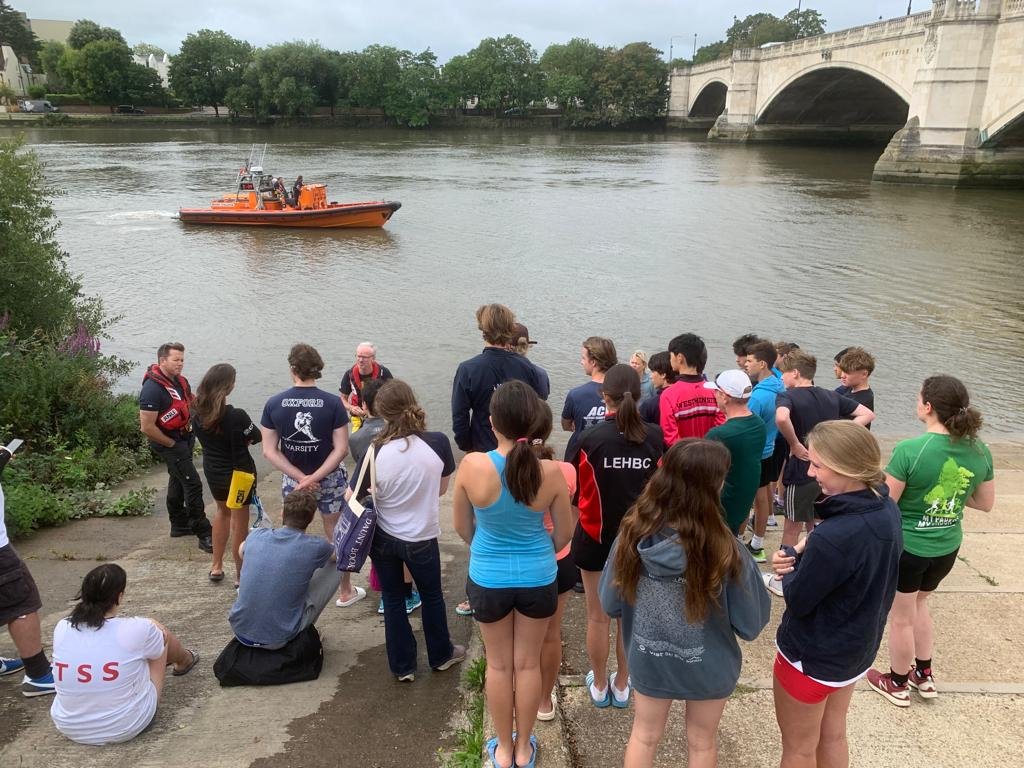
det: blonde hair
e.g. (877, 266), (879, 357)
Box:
(630, 350), (647, 367)
(806, 421), (884, 493)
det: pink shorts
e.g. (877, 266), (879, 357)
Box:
(773, 652), (846, 705)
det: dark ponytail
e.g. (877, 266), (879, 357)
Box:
(69, 564), (127, 630)
(921, 375), (983, 442)
(489, 381), (543, 504)
(602, 364), (647, 444)
(528, 401), (555, 461)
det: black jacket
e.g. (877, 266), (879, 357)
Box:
(451, 348), (549, 452)
(775, 486), (901, 682)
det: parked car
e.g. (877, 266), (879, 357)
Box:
(115, 105), (146, 114)
(19, 99), (58, 113)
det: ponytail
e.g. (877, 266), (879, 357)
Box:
(69, 564), (127, 630)
(921, 375), (983, 442)
(506, 439), (543, 504)
(602, 364), (648, 444)
(372, 380), (427, 451)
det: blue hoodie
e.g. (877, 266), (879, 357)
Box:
(600, 530), (770, 700)
(748, 371), (784, 459)
(775, 486), (902, 682)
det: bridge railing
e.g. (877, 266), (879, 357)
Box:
(757, 11), (930, 60)
(1004, 0), (1024, 16)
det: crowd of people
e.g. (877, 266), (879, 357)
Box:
(0, 302), (997, 767)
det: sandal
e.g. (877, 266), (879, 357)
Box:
(172, 648), (199, 676)
(335, 586), (366, 607)
(585, 669), (611, 708)
(486, 736), (511, 768)
(514, 733), (538, 768)
(209, 570), (224, 582)
(536, 692), (557, 721)
(455, 600), (474, 616)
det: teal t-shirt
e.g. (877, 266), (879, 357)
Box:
(885, 432), (994, 557)
(706, 414), (767, 534)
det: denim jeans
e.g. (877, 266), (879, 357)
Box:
(370, 528), (453, 676)
(154, 439), (211, 537)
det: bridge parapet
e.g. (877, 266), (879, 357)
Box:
(759, 12), (929, 60)
(1003, 0), (1024, 17)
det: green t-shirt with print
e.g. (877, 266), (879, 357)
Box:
(707, 414), (767, 534)
(886, 432), (994, 558)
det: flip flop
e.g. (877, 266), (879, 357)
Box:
(209, 570), (224, 582)
(514, 734), (538, 768)
(335, 585), (366, 607)
(585, 670), (611, 708)
(172, 649), (199, 676)
(486, 736), (512, 768)
(610, 669), (631, 708)
(536, 692), (557, 721)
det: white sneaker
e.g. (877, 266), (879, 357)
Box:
(766, 514), (778, 527)
(763, 572), (784, 597)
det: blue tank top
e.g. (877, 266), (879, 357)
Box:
(469, 451), (557, 588)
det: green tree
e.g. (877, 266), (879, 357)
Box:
(783, 9), (827, 38)
(693, 40), (732, 65)
(124, 63), (167, 105)
(0, 1), (40, 66)
(0, 82), (16, 106)
(596, 42), (668, 126)
(463, 35), (543, 115)
(168, 29), (252, 116)
(387, 49), (442, 127)
(0, 138), (84, 339)
(540, 38), (608, 113)
(132, 42), (166, 58)
(439, 53), (480, 109)
(39, 40), (68, 90)
(67, 19), (126, 50)
(348, 44), (404, 109)
(70, 39), (133, 111)
(248, 42), (327, 117)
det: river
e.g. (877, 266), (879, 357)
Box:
(6, 125), (1024, 438)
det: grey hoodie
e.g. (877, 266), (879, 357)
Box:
(600, 528), (770, 700)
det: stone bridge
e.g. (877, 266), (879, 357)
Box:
(668, 0), (1024, 186)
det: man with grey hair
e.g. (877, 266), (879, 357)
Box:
(339, 342), (394, 425)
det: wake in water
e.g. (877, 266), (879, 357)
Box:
(107, 210), (179, 221)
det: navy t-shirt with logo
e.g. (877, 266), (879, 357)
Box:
(260, 386), (350, 476)
(776, 386), (859, 486)
(562, 380), (606, 458)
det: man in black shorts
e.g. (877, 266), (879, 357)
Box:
(0, 448), (56, 697)
(138, 342), (213, 553)
(767, 351), (874, 594)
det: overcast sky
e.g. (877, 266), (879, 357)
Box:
(22, 1), (922, 61)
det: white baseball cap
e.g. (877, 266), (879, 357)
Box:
(704, 369), (753, 399)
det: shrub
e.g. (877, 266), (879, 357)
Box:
(27, 84), (47, 99)
(43, 93), (87, 106)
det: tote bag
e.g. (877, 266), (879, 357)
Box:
(333, 446), (377, 573)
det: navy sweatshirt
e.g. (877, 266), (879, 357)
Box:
(451, 347), (549, 452)
(775, 486), (902, 682)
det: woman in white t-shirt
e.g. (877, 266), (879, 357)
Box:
(50, 564), (199, 745)
(354, 380), (465, 681)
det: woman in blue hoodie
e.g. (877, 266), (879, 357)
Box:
(768, 420), (901, 768)
(600, 439), (770, 768)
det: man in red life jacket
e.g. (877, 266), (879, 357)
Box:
(338, 342), (393, 425)
(138, 342), (213, 552)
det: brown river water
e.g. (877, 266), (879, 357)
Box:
(7, 126), (1024, 438)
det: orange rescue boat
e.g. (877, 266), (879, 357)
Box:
(178, 154), (400, 229)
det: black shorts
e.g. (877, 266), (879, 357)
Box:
(897, 548), (959, 593)
(555, 555), (577, 595)
(784, 480), (821, 524)
(203, 468), (256, 505)
(759, 447), (786, 488)
(571, 525), (613, 572)
(466, 577), (558, 623)
(0, 545), (43, 625)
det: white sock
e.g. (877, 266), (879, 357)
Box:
(751, 535), (764, 550)
(611, 678), (630, 699)
(590, 681), (608, 700)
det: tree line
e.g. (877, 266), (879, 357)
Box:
(2, 5), (828, 126)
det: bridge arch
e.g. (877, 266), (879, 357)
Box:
(981, 101), (1024, 148)
(756, 62), (909, 129)
(689, 80), (728, 120)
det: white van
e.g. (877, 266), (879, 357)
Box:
(19, 100), (58, 113)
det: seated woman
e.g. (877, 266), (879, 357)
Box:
(50, 564), (198, 745)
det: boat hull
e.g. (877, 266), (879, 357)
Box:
(177, 201), (401, 228)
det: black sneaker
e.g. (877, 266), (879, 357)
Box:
(197, 535), (213, 554)
(169, 528), (193, 538)
(572, 581), (585, 594)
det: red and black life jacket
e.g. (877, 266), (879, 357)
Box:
(349, 362), (381, 407)
(143, 364), (193, 434)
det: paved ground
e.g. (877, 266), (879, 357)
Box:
(529, 439), (1024, 767)
(0, 454), (475, 768)
(4, 438), (1023, 767)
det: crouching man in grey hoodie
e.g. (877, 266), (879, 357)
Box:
(600, 439), (770, 768)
